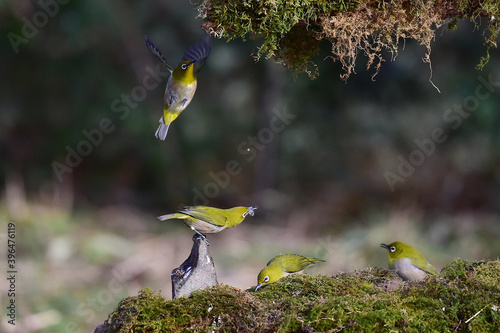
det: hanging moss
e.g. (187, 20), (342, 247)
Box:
(197, 0), (500, 79)
(96, 258), (500, 332)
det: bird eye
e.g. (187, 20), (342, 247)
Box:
(390, 246), (396, 252)
(181, 63), (187, 70)
(263, 276), (269, 282)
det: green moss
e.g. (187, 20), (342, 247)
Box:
(198, 0), (356, 79)
(197, 0), (500, 79)
(452, 0), (500, 70)
(98, 259), (500, 332)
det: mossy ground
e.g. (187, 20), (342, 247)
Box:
(98, 258), (500, 332)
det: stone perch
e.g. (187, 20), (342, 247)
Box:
(171, 234), (217, 299)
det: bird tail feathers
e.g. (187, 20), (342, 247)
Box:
(155, 117), (171, 140)
(157, 213), (185, 221)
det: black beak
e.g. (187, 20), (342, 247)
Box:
(380, 243), (390, 250)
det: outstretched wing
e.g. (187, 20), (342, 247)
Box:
(145, 35), (173, 71)
(180, 36), (211, 73)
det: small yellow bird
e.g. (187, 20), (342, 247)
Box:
(381, 241), (439, 282)
(255, 254), (325, 291)
(145, 35), (211, 140)
(157, 205), (257, 237)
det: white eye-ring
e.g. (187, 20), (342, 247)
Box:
(181, 63), (187, 70)
(390, 246), (397, 252)
(263, 276), (269, 282)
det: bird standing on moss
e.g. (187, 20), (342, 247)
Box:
(255, 254), (325, 291)
(381, 241), (439, 282)
(157, 205), (257, 237)
(145, 35), (211, 140)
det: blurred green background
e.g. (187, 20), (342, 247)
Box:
(1, 1), (499, 332)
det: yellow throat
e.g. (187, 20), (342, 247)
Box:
(172, 61), (196, 85)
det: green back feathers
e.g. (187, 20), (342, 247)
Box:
(422, 262), (439, 276)
(177, 206), (228, 227)
(268, 254), (325, 273)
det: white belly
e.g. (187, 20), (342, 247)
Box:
(392, 257), (427, 282)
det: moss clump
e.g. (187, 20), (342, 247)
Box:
(102, 285), (268, 332)
(197, 0), (500, 79)
(275, 24), (322, 78)
(98, 259), (500, 332)
(198, 0), (356, 79)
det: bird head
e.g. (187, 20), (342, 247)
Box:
(172, 60), (196, 84)
(255, 263), (284, 291)
(228, 205), (258, 220)
(381, 241), (421, 262)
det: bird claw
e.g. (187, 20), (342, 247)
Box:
(192, 232), (209, 245)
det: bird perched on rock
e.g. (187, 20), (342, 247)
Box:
(145, 35), (211, 140)
(157, 205), (257, 237)
(255, 254), (325, 291)
(381, 241), (439, 282)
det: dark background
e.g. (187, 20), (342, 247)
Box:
(0, 1), (499, 332)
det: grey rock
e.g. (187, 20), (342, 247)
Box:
(171, 234), (217, 299)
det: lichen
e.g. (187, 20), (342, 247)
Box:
(98, 259), (500, 332)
